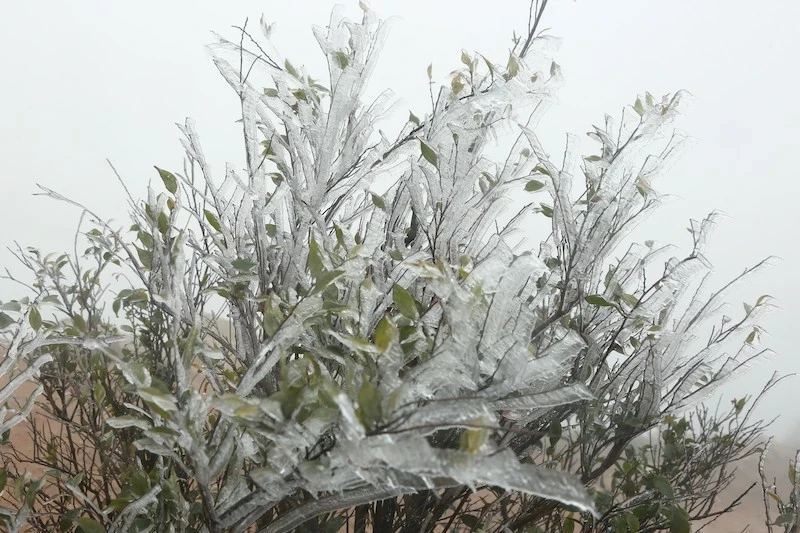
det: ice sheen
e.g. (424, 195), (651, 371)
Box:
(1, 3), (771, 532)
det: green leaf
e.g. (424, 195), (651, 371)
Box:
(532, 164), (551, 177)
(72, 314), (86, 333)
(374, 315), (397, 352)
(157, 212), (169, 235)
(29, 306), (42, 331)
(309, 270), (345, 296)
(525, 180), (545, 192)
(139, 388), (177, 418)
(460, 425), (489, 453)
(357, 380), (382, 429)
(292, 89), (308, 102)
(392, 284), (418, 320)
(333, 224), (345, 248)
(506, 55), (519, 80)
(634, 97), (644, 116)
(0, 468), (7, 493)
(371, 193), (386, 210)
(451, 74), (465, 95)
(106, 416), (150, 431)
(137, 230), (154, 249)
(548, 420), (563, 448)
(653, 475), (674, 498)
(0, 312), (14, 329)
(261, 139), (274, 156)
(585, 295), (614, 307)
(539, 203), (553, 218)
(479, 54), (495, 78)
(733, 397), (747, 413)
(334, 51), (349, 69)
(76, 517), (106, 533)
(460, 514), (480, 530)
(0, 300), (21, 312)
(284, 59), (299, 78)
(767, 491), (783, 504)
(775, 513), (796, 526)
(426, 63), (433, 80)
(626, 512), (640, 532)
(419, 140), (438, 167)
(635, 177), (651, 197)
(408, 111), (420, 125)
(264, 88), (279, 97)
(308, 239), (326, 279)
(135, 247), (152, 270)
(325, 516), (348, 533)
(93, 383), (106, 406)
(130, 470), (150, 497)
(231, 258), (257, 272)
(155, 167), (178, 195)
(460, 50), (472, 67)
(669, 507), (690, 533)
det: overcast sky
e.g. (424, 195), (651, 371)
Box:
(1, 1), (798, 435)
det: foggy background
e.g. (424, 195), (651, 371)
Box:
(1, 1), (797, 437)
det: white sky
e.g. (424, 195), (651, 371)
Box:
(1, 1), (798, 435)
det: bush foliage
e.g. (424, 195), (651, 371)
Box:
(0, 3), (778, 532)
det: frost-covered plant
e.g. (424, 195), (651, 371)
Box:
(0, 3), (776, 532)
(758, 437), (800, 532)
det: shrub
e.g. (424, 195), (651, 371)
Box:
(0, 3), (777, 532)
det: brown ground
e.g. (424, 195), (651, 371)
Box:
(698, 439), (798, 533)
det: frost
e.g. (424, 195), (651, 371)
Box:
(2, 3), (775, 532)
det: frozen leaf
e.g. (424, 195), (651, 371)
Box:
(309, 270), (345, 296)
(419, 140), (438, 166)
(392, 284), (418, 320)
(28, 306), (41, 331)
(459, 425), (489, 453)
(232, 258), (257, 272)
(106, 416), (151, 431)
(374, 315), (397, 352)
(308, 238), (326, 279)
(371, 193), (386, 209)
(585, 295), (614, 307)
(451, 74), (465, 95)
(525, 180), (545, 192)
(335, 51), (349, 69)
(155, 166), (178, 195)
(357, 381), (382, 429)
(634, 97), (644, 116)
(204, 210), (222, 231)
(506, 55), (519, 79)
(0, 312), (14, 329)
